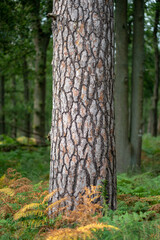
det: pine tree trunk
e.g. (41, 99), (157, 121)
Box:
(49, 0), (116, 210)
(150, 0), (160, 137)
(115, 0), (131, 173)
(23, 56), (31, 138)
(130, 0), (144, 169)
(0, 75), (5, 134)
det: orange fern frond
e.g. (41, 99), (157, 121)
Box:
(54, 186), (103, 226)
(45, 223), (119, 240)
(0, 187), (15, 196)
(10, 177), (31, 189)
(42, 190), (57, 204)
(118, 194), (160, 205)
(149, 204), (160, 213)
(7, 168), (21, 179)
(0, 198), (14, 216)
(14, 210), (44, 220)
(45, 197), (67, 213)
(14, 185), (33, 194)
(0, 174), (8, 188)
(14, 203), (41, 220)
(40, 190), (49, 199)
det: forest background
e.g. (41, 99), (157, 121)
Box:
(0, 0), (159, 150)
(0, 0), (160, 239)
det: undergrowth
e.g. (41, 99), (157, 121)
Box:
(0, 169), (119, 239)
(0, 134), (160, 239)
(0, 135), (50, 183)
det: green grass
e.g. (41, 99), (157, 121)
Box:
(0, 134), (160, 239)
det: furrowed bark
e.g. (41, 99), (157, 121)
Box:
(49, 0), (116, 210)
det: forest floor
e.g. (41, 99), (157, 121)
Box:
(0, 134), (160, 240)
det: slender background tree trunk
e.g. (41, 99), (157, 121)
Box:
(25, 0), (52, 143)
(115, 0), (131, 173)
(23, 56), (31, 138)
(0, 74), (5, 134)
(33, 36), (50, 143)
(49, 0), (116, 210)
(150, 0), (160, 137)
(130, 0), (144, 170)
(11, 77), (17, 138)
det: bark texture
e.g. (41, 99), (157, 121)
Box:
(150, 0), (160, 137)
(50, 0), (116, 210)
(131, 0), (144, 169)
(115, 0), (131, 173)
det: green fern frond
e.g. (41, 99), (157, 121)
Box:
(19, 219), (47, 228)
(30, 219), (47, 228)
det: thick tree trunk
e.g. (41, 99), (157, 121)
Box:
(130, 0), (144, 170)
(49, 0), (116, 210)
(149, 0), (160, 137)
(115, 0), (131, 173)
(22, 56), (31, 138)
(0, 75), (5, 134)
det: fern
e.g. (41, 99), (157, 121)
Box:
(20, 219), (47, 228)
(10, 177), (32, 189)
(149, 204), (160, 213)
(58, 185), (102, 226)
(14, 203), (41, 220)
(45, 223), (119, 240)
(0, 174), (7, 188)
(45, 197), (67, 213)
(42, 190), (57, 204)
(0, 187), (15, 196)
(13, 189), (63, 228)
(0, 168), (47, 221)
(118, 194), (160, 205)
(5, 175), (118, 239)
